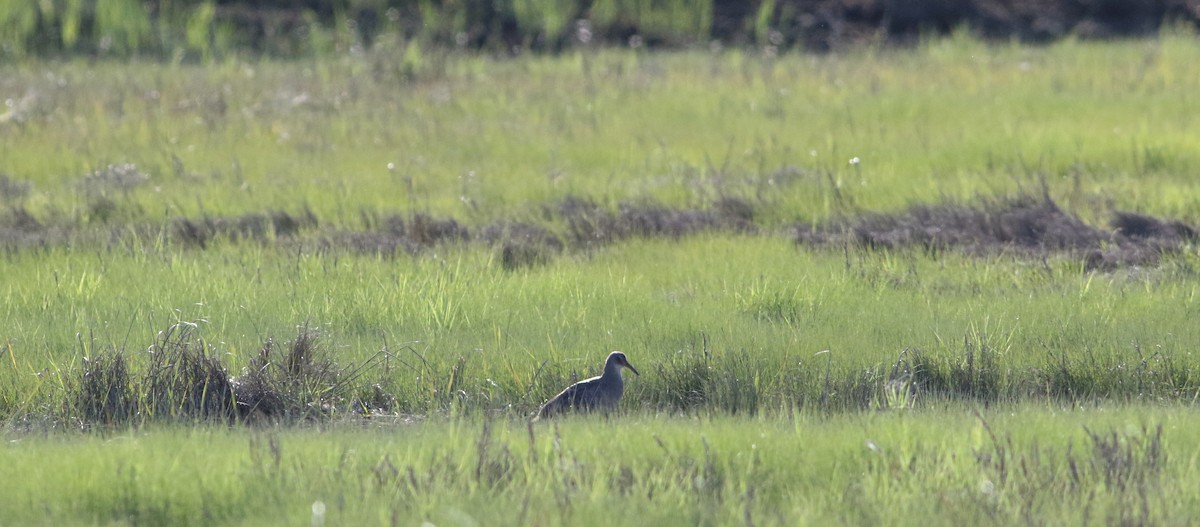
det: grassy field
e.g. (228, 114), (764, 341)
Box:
(4, 31), (1200, 225)
(3, 29), (1200, 525)
(3, 406), (1195, 526)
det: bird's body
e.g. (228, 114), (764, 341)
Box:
(536, 351), (639, 420)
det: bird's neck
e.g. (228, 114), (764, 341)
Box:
(603, 363), (624, 381)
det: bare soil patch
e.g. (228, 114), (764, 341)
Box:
(3, 192), (1195, 271)
(795, 194), (1198, 270)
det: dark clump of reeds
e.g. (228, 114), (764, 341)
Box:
(75, 323), (235, 426)
(636, 336), (778, 416)
(229, 328), (345, 420)
(1112, 211), (1197, 241)
(71, 323), (394, 427)
(143, 324), (236, 420)
(77, 352), (134, 425)
(649, 347), (714, 412)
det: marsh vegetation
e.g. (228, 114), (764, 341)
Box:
(3, 23), (1200, 525)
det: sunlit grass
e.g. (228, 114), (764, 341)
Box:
(4, 405), (1198, 526)
(4, 33), (1200, 525)
(3, 235), (1199, 420)
(3, 32), (1200, 227)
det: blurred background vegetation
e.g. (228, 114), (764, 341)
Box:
(3, 0), (1199, 60)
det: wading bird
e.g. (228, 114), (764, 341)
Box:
(535, 351), (639, 420)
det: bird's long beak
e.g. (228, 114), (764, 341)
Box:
(623, 361), (640, 376)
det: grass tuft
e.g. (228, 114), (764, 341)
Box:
(68, 323), (397, 427)
(77, 352), (133, 425)
(230, 326), (348, 421)
(141, 323), (236, 421)
(72, 323), (234, 426)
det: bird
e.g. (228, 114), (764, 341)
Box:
(535, 351), (639, 420)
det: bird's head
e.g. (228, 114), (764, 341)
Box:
(608, 351), (640, 376)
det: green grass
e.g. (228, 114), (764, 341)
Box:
(4, 32), (1200, 524)
(4, 235), (1200, 420)
(4, 31), (1200, 227)
(3, 406), (1197, 526)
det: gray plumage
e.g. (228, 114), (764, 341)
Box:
(535, 351), (639, 420)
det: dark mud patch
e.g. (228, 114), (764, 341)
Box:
(559, 196), (757, 249)
(0, 173), (32, 201)
(314, 197), (757, 267)
(0, 205), (72, 250)
(796, 195), (1198, 270)
(478, 220), (565, 271)
(321, 211), (470, 256)
(171, 208), (318, 248)
(4, 192), (1195, 272)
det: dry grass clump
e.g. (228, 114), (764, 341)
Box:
(77, 352), (134, 425)
(142, 324), (236, 420)
(76, 323), (234, 426)
(1112, 211), (1197, 241)
(229, 328), (346, 421)
(72, 324), (393, 427)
